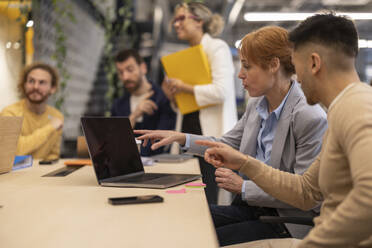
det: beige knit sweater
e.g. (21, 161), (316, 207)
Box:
(240, 83), (372, 247)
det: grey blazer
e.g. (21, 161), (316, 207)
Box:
(187, 82), (327, 238)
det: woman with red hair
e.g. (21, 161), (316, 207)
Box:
(136, 26), (327, 246)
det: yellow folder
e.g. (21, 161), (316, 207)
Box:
(161, 45), (212, 115)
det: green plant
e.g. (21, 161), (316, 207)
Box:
(98, 0), (133, 116)
(14, 1), (31, 22)
(11, 1), (31, 65)
(13, 1), (73, 109)
(50, 0), (76, 113)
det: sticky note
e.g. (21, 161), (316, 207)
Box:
(166, 188), (186, 194)
(64, 159), (92, 166)
(185, 182), (206, 188)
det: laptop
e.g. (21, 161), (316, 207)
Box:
(0, 116), (23, 174)
(81, 117), (201, 189)
(151, 153), (193, 163)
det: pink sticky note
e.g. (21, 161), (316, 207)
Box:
(185, 182), (206, 187)
(166, 188), (186, 194)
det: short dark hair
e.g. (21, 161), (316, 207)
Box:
(18, 62), (59, 98)
(115, 49), (144, 64)
(289, 13), (359, 58)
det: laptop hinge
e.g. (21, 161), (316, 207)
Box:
(100, 171), (145, 183)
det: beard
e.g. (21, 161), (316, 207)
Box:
(123, 78), (142, 93)
(25, 90), (50, 104)
(300, 82), (317, 106)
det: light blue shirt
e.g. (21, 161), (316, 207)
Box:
(241, 82), (293, 197)
(183, 83), (294, 199)
(255, 95), (287, 164)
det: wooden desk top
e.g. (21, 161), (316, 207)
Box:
(0, 159), (218, 248)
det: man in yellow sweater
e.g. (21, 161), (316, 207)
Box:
(1, 62), (64, 160)
(196, 13), (372, 247)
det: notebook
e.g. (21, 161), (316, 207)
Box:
(0, 116), (23, 174)
(80, 117), (201, 189)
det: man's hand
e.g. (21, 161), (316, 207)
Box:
(215, 167), (244, 194)
(134, 130), (186, 150)
(130, 91), (157, 126)
(50, 116), (63, 130)
(194, 140), (248, 171)
(134, 91), (158, 116)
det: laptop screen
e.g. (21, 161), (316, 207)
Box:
(81, 117), (144, 181)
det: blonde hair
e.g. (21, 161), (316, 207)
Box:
(175, 2), (224, 37)
(240, 26), (295, 77)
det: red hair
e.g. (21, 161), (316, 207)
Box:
(240, 26), (295, 76)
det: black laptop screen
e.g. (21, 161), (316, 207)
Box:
(81, 117), (144, 181)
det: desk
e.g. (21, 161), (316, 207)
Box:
(0, 159), (218, 248)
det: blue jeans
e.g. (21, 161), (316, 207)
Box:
(210, 203), (291, 246)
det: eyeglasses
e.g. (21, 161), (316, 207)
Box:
(172, 14), (199, 24)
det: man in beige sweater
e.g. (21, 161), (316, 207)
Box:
(196, 13), (372, 247)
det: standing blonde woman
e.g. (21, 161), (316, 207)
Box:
(162, 2), (237, 204)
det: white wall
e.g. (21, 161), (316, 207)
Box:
(0, 15), (22, 111)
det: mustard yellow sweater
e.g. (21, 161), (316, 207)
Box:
(1, 99), (64, 160)
(240, 83), (372, 247)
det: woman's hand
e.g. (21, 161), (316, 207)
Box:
(162, 77), (175, 102)
(168, 78), (194, 94)
(134, 130), (186, 150)
(215, 167), (244, 194)
(195, 140), (247, 171)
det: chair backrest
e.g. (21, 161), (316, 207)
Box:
(76, 136), (89, 158)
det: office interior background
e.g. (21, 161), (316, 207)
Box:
(1, 0), (372, 157)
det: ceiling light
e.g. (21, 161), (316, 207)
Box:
(6, 42), (12, 49)
(244, 12), (372, 22)
(235, 39), (371, 49)
(322, 0), (370, 5)
(235, 39), (241, 48)
(13, 42), (20, 50)
(359, 39), (372, 48)
(26, 20), (34, 27)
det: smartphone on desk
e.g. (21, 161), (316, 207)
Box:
(108, 195), (163, 205)
(39, 159), (59, 165)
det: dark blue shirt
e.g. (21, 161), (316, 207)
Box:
(111, 82), (176, 156)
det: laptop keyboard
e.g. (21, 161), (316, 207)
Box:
(115, 173), (169, 183)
